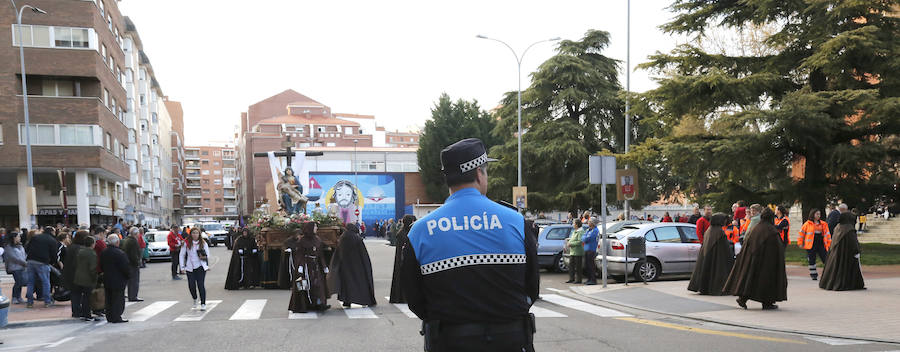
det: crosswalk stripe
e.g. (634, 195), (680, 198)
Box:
(529, 305), (568, 318)
(174, 300), (222, 322)
(805, 337), (869, 346)
(125, 301), (138, 307)
(288, 312), (319, 320)
(230, 299), (267, 320)
(130, 301), (178, 322)
(540, 294), (631, 317)
(383, 297), (417, 319)
(342, 305), (378, 319)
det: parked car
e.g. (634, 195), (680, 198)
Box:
(143, 231), (171, 261)
(199, 222), (228, 247)
(537, 224), (575, 272)
(561, 220), (649, 270)
(183, 223), (212, 247)
(596, 222), (707, 282)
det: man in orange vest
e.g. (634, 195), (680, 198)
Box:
(797, 209), (831, 280)
(723, 219), (741, 244)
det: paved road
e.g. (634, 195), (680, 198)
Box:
(3, 239), (899, 352)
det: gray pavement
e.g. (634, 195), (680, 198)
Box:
(2, 239), (899, 352)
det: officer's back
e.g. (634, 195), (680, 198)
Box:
(400, 138), (539, 352)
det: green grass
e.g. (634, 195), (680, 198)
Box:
(785, 243), (900, 266)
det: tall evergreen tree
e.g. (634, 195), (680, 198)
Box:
(417, 93), (500, 203)
(635, 0), (900, 218)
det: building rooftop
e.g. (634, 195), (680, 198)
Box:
(256, 114), (360, 127)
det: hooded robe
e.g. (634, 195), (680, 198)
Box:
(225, 232), (261, 290)
(723, 209), (788, 304)
(327, 224), (376, 306)
(687, 214), (734, 295)
(389, 215), (416, 303)
(276, 236), (300, 289)
(819, 212), (865, 291)
(288, 224), (330, 313)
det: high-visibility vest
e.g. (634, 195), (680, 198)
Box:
(774, 217), (790, 244)
(797, 220), (831, 250)
(723, 225), (740, 244)
(739, 218), (750, 236)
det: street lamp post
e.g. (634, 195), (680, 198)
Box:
(476, 35), (560, 189)
(624, 0), (632, 220)
(11, 0), (47, 229)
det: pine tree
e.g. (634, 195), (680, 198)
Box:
(635, 0), (900, 218)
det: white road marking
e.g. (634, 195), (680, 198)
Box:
(540, 294), (631, 317)
(129, 301), (178, 322)
(174, 300), (222, 322)
(342, 305), (378, 319)
(125, 301), (138, 307)
(805, 336), (869, 346)
(288, 312), (319, 319)
(46, 337), (74, 348)
(529, 305), (568, 318)
(546, 288), (565, 293)
(229, 299), (267, 320)
(383, 296), (418, 319)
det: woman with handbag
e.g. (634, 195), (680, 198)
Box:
(179, 228), (210, 311)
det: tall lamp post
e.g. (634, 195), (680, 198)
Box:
(11, 0), (47, 229)
(476, 35), (560, 189)
(623, 0), (632, 220)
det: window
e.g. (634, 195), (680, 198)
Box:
(213, 151), (220, 156)
(105, 133), (111, 150)
(109, 56), (115, 72)
(345, 127), (353, 135)
(202, 198), (210, 202)
(0, 124), (3, 144)
(201, 159), (209, 165)
(202, 189), (210, 194)
(214, 179), (222, 185)
(18, 124), (55, 144)
(59, 125), (93, 145)
(139, 94), (145, 106)
(14, 25), (88, 48)
(201, 151), (209, 155)
(546, 227), (572, 240)
(103, 89), (109, 108)
(317, 127), (324, 132)
(120, 143), (126, 160)
(213, 170), (221, 175)
(41, 79), (77, 97)
(201, 170), (210, 175)
(358, 128), (364, 134)
(678, 227), (700, 243)
(215, 198), (223, 203)
(51, 27), (89, 48)
(202, 179), (209, 185)
(651, 227), (682, 243)
(97, 0), (104, 15)
(213, 161), (220, 166)
(326, 142), (336, 147)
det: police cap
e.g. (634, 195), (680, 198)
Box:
(441, 138), (497, 176)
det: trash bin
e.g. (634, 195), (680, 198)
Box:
(0, 293), (9, 328)
(624, 236), (646, 285)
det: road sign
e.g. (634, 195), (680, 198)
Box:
(512, 186), (528, 209)
(589, 156), (616, 184)
(354, 209), (360, 216)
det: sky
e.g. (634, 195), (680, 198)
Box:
(119, 0), (680, 145)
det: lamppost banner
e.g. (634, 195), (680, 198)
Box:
(616, 169), (639, 201)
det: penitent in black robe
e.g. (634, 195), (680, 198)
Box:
(389, 227), (410, 303)
(688, 214), (734, 296)
(723, 212), (788, 305)
(820, 213), (865, 291)
(288, 233), (330, 313)
(225, 235), (261, 290)
(276, 237), (300, 290)
(328, 225), (376, 306)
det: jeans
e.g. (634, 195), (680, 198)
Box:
(568, 255), (583, 283)
(26, 262), (52, 305)
(11, 269), (29, 301)
(127, 266), (140, 300)
(170, 249), (180, 278)
(584, 251), (598, 283)
(186, 268), (207, 304)
(807, 234), (828, 279)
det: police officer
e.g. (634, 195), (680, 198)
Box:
(400, 138), (540, 352)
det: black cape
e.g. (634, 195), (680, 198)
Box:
(389, 227), (410, 303)
(688, 214), (734, 295)
(820, 213), (865, 291)
(327, 225), (376, 306)
(276, 236), (300, 290)
(225, 235), (261, 290)
(723, 212), (788, 304)
(288, 233), (330, 313)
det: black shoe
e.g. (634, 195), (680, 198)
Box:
(811, 276), (818, 281)
(585, 281), (597, 285)
(762, 304), (779, 310)
(736, 298), (748, 309)
(110, 319), (129, 323)
(82, 317), (97, 322)
(128, 298), (144, 302)
(172, 276), (182, 280)
(564, 280), (575, 283)
(342, 302), (351, 308)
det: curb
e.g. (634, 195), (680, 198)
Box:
(560, 286), (900, 346)
(5, 317), (80, 329)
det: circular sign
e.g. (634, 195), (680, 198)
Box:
(354, 209), (360, 216)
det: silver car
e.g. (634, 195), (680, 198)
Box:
(143, 231), (171, 261)
(595, 222), (706, 281)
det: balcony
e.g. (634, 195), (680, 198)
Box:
(184, 202), (201, 208)
(185, 161), (201, 169)
(185, 191), (201, 198)
(186, 170), (201, 179)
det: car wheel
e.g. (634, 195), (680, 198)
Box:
(633, 258), (661, 282)
(554, 253), (568, 273)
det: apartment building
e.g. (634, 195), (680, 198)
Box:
(0, 0), (176, 228)
(166, 98), (185, 225)
(183, 144), (238, 223)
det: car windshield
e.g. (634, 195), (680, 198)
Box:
(202, 224), (224, 231)
(145, 233), (166, 242)
(614, 226), (642, 240)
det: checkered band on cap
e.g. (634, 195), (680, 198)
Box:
(459, 153), (488, 173)
(420, 253), (527, 275)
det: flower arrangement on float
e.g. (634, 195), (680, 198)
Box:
(248, 209), (343, 235)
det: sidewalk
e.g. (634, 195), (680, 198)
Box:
(570, 266), (900, 343)
(1, 278), (75, 327)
